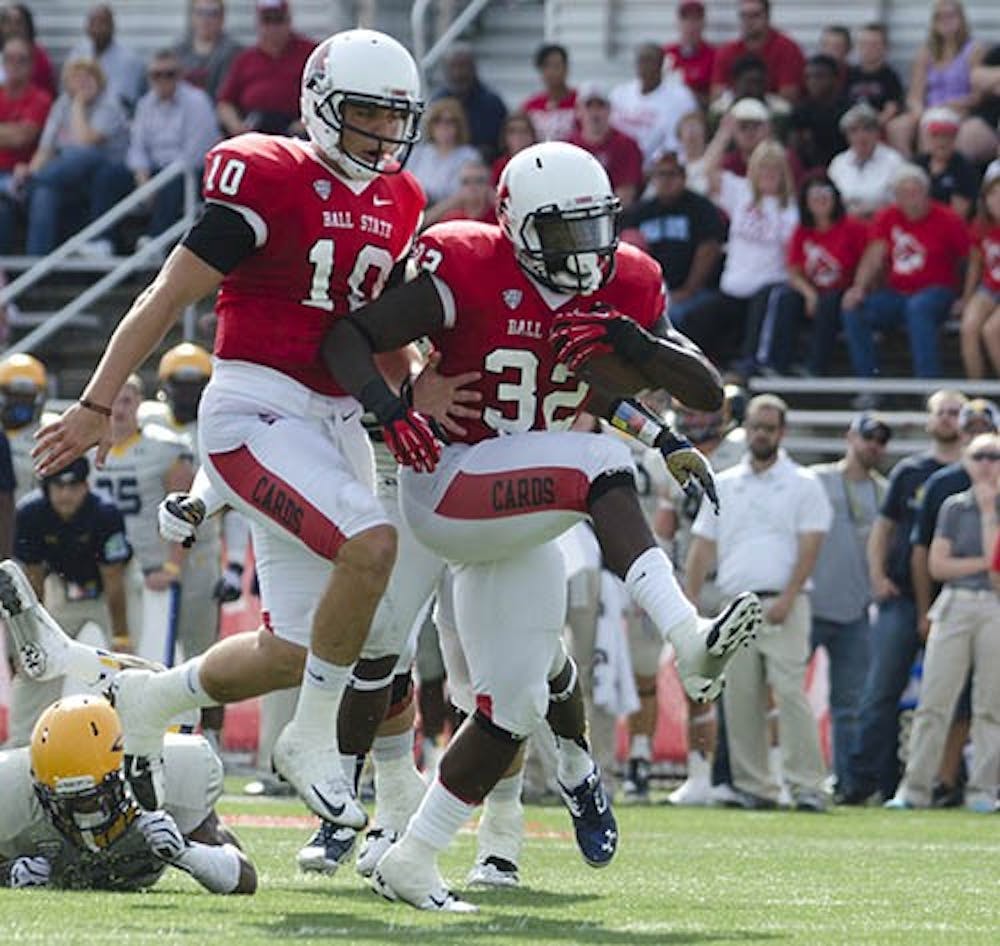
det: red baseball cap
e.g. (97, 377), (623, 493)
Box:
(678, 1), (705, 17)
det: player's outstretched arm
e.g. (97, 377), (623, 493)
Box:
(33, 248), (224, 476)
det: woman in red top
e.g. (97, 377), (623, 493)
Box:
(959, 170), (1000, 378)
(490, 111), (537, 186)
(768, 175), (868, 374)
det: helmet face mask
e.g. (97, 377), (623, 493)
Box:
(498, 142), (622, 295)
(301, 31), (423, 182)
(517, 199), (621, 294)
(30, 696), (137, 852)
(0, 353), (46, 430)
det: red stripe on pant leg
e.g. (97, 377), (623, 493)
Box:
(435, 466), (591, 520)
(476, 693), (494, 719)
(210, 446), (347, 560)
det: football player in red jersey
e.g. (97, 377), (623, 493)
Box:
(31, 30), (444, 833)
(323, 141), (764, 910)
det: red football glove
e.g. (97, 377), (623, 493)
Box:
(549, 307), (626, 373)
(382, 406), (442, 473)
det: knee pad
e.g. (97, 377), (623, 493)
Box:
(385, 670), (414, 719)
(548, 655), (578, 704)
(473, 708), (525, 746)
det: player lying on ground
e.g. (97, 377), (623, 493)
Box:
(0, 694), (255, 893)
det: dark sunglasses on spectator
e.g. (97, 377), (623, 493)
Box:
(150, 69), (179, 79)
(461, 176), (488, 185)
(860, 430), (890, 445)
(3, 52), (29, 63)
(260, 11), (287, 23)
(970, 451), (1000, 462)
(652, 167), (684, 178)
(193, 6), (223, 16)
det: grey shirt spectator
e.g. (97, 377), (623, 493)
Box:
(935, 490), (993, 591)
(173, 0), (241, 100)
(70, 5), (145, 111)
(810, 462), (885, 622)
(39, 87), (128, 163)
(126, 80), (219, 175)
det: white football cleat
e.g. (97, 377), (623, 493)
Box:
(671, 593), (761, 702)
(466, 855), (520, 888)
(371, 837), (476, 913)
(0, 560), (160, 686)
(667, 774), (714, 807)
(272, 725), (368, 830)
(355, 827), (397, 878)
(297, 822), (357, 875)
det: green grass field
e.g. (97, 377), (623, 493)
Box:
(2, 783), (997, 946)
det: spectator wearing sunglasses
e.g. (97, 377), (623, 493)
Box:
(126, 49), (220, 241)
(887, 431), (1000, 813)
(807, 414), (890, 796)
(174, 0), (242, 100)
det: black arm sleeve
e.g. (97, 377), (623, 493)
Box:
(321, 271), (447, 415)
(181, 203), (257, 274)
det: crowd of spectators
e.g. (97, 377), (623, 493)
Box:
(0, 0), (996, 383)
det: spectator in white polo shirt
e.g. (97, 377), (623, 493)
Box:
(686, 394), (832, 810)
(828, 102), (904, 218)
(609, 42), (698, 169)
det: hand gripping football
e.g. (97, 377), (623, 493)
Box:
(549, 308), (649, 396)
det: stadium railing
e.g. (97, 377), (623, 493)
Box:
(0, 161), (200, 356)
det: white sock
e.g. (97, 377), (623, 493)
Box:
(688, 749), (710, 781)
(289, 652), (350, 742)
(407, 777), (477, 852)
(485, 769), (524, 810)
(149, 658), (216, 717)
(769, 745), (783, 781)
(630, 734), (652, 761)
(373, 731), (413, 763)
(624, 548), (697, 642)
(556, 737), (595, 788)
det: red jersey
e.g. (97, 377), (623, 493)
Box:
(412, 221), (665, 445)
(972, 221), (1000, 294)
(567, 129), (643, 194)
(870, 202), (971, 294)
(203, 133), (425, 395)
(663, 41), (715, 97)
(712, 29), (806, 97)
(521, 90), (578, 142)
(787, 216), (869, 291)
(0, 83), (51, 170)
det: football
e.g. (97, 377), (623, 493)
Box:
(573, 351), (650, 396)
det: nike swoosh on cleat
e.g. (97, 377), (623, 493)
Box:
(312, 785), (345, 819)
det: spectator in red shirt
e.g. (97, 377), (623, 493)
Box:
(433, 159), (497, 225)
(711, 0), (806, 107)
(490, 110), (537, 186)
(0, 4), (55, 96)
(216, 0), (315, 137)
(959, 168), (1000, 379)
(520, 44), (576, 142)
(773, 176), (869, 375)
(0, 34), (51, 252)
(663, 1), (715, 106)
(568, 81), (643, 209)
(843, 163), (971, 378)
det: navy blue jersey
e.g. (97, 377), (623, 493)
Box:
(15, 490), (132, 597)
(879, 452), (947, 595)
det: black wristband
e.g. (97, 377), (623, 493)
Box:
(358, 378), (405, 426)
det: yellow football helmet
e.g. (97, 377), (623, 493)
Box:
(158, 343), (212, 383)
(0, 353), (47, 430)
(30, 695), (136, 851)
(157, 343), (212, 426)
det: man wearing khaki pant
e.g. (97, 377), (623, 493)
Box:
(686, 394), (832, 810)
(887, 432), (1000, 813)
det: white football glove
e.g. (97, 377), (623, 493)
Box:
(658, 432), (720, 514)
(137, 810), (187, 863)
(9, 855), (51, 888)
(158, 493), (206, 546)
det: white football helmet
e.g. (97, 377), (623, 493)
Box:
(301, 29), (423, 181)
(497, 142), (621, 295)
